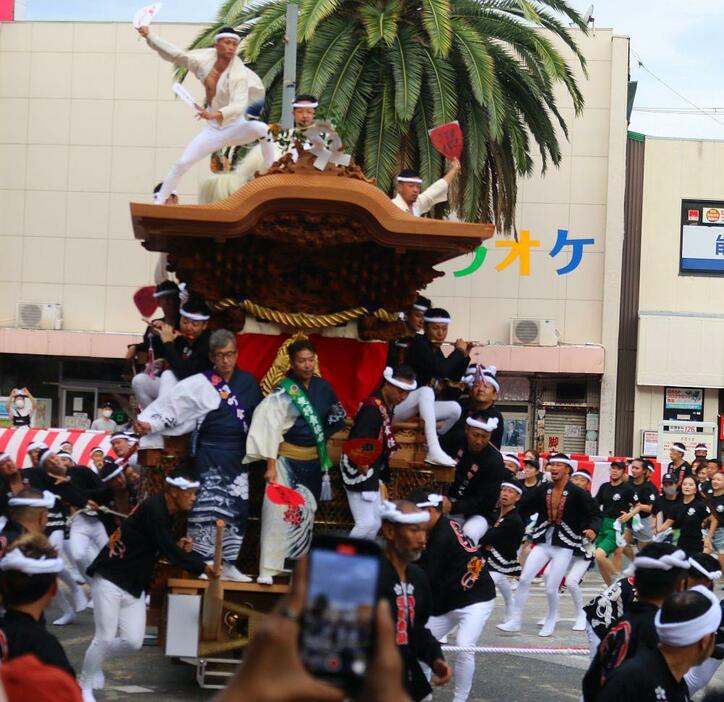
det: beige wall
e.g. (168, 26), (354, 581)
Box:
(430, 30), (629, 352)
(636, 137), (724, 389)
(0, 22), (629, 345)
(0, 21), (210, 334)
(633, 385), (719, 452)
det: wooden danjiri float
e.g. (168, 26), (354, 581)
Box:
(129, 142), (492, 687)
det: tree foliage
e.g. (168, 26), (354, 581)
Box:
(186, 0), (588, 230)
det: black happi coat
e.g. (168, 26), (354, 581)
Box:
(596, 481), (636, 519)
(22, 466), (89, 537)
(597, 647), (689, 702)
(341, 391), (395, 492)
(448, 441), (509, 522)
(527, 481), (601, 552)
(0, 610), (75, 678)
(582, 599), (659, 701)
(87, 494), (206, 598)
(480, 507), (525, 576)
(162, 329), (212, 380)
(405, 334), (469, 387)
(379, 558), (444, 702)
(443, 398), (505, 452)
(418, 515), (495, 616)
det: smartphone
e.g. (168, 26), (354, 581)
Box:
(299, 534), (381, 690)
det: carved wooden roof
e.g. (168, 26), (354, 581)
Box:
(130, 152), (493, 315)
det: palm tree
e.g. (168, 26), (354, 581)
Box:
(186, 0), (588, 230)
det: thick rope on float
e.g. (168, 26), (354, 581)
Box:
(441, 645), (589, 656)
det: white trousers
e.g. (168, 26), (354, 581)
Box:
(393, 387), (461, 455)
(70, 514), (108, 583)
(80, 576), (146, 690)
(157, 117), (274, 203)
(566, 556), (590, 620)
(48, 529), (82, 615)
(346, 489), (381, 540)
(490, 571), (515, 619)
(131, 373), (160, 410)
(427, 600), (495, 702)
(511, 539), (573, 626)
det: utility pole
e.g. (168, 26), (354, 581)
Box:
(280, 3), (298, 129)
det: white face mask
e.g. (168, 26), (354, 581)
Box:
(102, 409), (112, 418)
(14, 398), (25, 410)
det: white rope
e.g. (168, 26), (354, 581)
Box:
(441, 645), (589, 656)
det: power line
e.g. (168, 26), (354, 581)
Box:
(633, 107), (724, 115)
(630, 49), (724, 129)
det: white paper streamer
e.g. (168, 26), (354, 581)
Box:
(173, 82), (201, 112)
(133, 2), (162, 29)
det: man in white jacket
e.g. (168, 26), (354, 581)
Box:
(137, 25), (276, 203)
(391, 159), (461, 216)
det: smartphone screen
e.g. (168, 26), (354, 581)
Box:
(299, 537), (380, 688)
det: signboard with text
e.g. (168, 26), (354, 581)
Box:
(657, 421), (717, 466)
(680, 200), (724, 275)
(663, 386), (704, 422)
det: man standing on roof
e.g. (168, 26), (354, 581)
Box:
(136, 24), (276, 204)
(391, 160), (461, 216)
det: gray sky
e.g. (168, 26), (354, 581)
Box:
(22, 0), (724, 140)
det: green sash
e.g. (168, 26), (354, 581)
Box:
(278, 377), (333, 472)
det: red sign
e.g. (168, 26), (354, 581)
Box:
(429, 122), (463, 160)
(720, 415), (724, 441)
(0, 0), (14, 21)
(687, 209), (699, 222)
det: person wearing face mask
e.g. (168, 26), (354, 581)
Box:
(6, 388), (36, 428)
(655, 476), (712, 556)
(653, 474), (681, 544)
(90, 403), (117, 433)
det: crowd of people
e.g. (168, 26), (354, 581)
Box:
(0, 22), (722, 702)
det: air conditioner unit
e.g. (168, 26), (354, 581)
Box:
(509, 318), (557, 346)
(16, 302), (63, 330)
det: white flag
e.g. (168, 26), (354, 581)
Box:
(133, 3), (163, 29)
(173, 82), (201, 112)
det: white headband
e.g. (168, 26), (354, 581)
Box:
(27, 441), (48, 452)
(412, 303), (428, 312)
(379, 500), (430, 524)
(501, 481), (523, 495)
(102, 465), (125, 483)
(166, 476), (200, 490)
(672, 444), (686, 454)
(111, 433), (138, 444)
(549, 456), (575, 470)
(571, 470), (592, 481)
(38, 449), (55, 466)
(56, 452), (72, 460)
(90, 448), (104, 455)
(0, 453), (10, 463)
(466, 416), (499, 432)
(383, 367), (417, 391)
(8, 490), (56, 509)
(423, 316), (450, 324)
(153, 288), (178, 299)
(503, 454), (520, 469)
(415, 493), (443, 508)
(463, 370), (500, 392)
(633, 549), (690, 572)
(180, 309), (210, 321)
(292, 100), (318, 108)
(0, 548), (64, 575)
(215, 32), (240, 43)
(397, 176), (423, 184)
(688, 558), (722, 582)
(655, 585), (721, 647)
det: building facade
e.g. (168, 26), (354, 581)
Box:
(0, 20), (630, 451)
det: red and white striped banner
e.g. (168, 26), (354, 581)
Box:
(0, 427), (112, 469)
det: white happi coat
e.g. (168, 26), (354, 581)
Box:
(145, 32), (265, 127)
(391, 178), (449, 216)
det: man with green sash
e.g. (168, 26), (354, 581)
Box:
(244, 338), (346, 584)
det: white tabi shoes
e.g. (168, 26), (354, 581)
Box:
(496, 617), (522, 633)
(256, 575), (274, 585)
(424, 448), (457, 467)
(222, 565), (252, 583)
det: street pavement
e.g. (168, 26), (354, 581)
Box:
(53, 571), (724, 701)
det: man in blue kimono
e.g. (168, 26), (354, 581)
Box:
(134, 329), (262, 581)
(244, 338), (346, 584)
